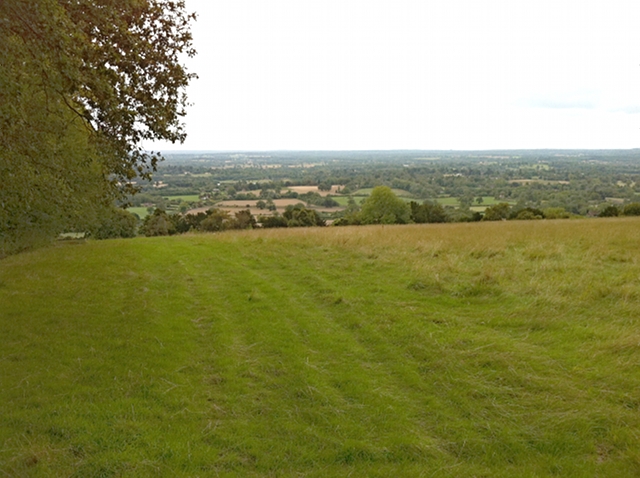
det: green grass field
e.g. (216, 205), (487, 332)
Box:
(353, 188), (413, 197)
(163, 195), (201, 202)
(2, 219), (640, 476)
(330, 196), (351, 206)
(127, 207), (150, 219)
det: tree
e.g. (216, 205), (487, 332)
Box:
(199, 209), (231, 232)
(0, 0), (196, 256)
(482, 203), (511, 221)
(599, 205), (620, 217)
(511, 207), (544, 220)
(542, 207), (570, 219)
(509, 207), (545, 220)
(410, 201), (448, 224)
(322, 196), (340, 208)
(282, 205), (325, 227)
(88, 208), (138, 239)
(318, 180), (333, 192)
(260, 214), (289, 228)
(359, 186), (411, 225)
(139, 209), (177, 236)
(231, 209), (257, 230)
(623, 203), (640, 216)
(176, 211), (209, 232)
(334, 197), (361, 226)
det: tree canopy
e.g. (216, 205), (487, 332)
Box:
(0, 0), (196, 256)
(359, 186), (411, 225)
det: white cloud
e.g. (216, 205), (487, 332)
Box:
(149, 0), (640, 151)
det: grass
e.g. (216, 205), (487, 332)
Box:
(353, 188), (413, 197)
(2, 219), (640, 476)
(127, 207), (150, 219)
(330, 196), (352, 206)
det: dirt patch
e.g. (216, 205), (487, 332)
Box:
(217, 200), (261, 208)
(272, 199), (307, 207)
(511, 179), (569, 185)
(287, 185), (344, 196)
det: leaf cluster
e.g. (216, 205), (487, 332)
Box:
(0, 0), (196, 254)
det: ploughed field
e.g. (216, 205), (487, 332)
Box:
(2, 219), (640, 476)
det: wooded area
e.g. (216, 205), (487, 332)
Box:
(0, 0), (196, 256)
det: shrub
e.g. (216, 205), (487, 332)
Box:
(231, 209), (257, 229)
(199, 209), (231, 232)
(88, 208), (138, 239)
(542, 207), (570, 219)
(139, 209), (176, 236)
(283, 205), (325, 227)
(410, 201), (448, 223)
(599, 205), (620, 217)
(510, 207), (544, 220)
(260, 214), (289, 228)
(623, 203), (640, 216)
(482, 203), (511, 221)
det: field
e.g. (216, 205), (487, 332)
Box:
(163, 195), (202, 202)
(127, 207), (150, 219)
(436, 196), (515, 207)
(353, 188), (412, 197)
(2, 219), (640, 476)
(188, 199), (345, 218)
(285, 185), (344, 196)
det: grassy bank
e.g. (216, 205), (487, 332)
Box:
(2, 219), (640, 476)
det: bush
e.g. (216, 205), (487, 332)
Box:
(283, 205), (325, 227)
(231, 210), (257, 229)
(510, 207), (544, 220)
(260, 214), (289, 228)
(482, 203), (511, 221)
(599, 205), (620, 217)
(623, 203), (640, 216)
(199, 209), (231, 232)
(410, 201), (448, 223)
(88, 208), (138, 239)
(542, 207), (570, 219)
(139, 209), (176, 236)
(175, 211), (208, 233)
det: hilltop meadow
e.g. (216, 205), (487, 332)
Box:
(2, 218), (640, 476)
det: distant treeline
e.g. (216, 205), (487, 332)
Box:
(90, 188), (640, 240)
(131, 150), (640, 221)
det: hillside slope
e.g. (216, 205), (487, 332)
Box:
(2, 220), (640, 476)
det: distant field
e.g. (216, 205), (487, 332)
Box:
(186, 199), (341, 218)
(435, 196), (514, 207)
(3, 219), (640, 476)
(353, 188), (412, 197)
(510, 179), (569, 185)
(187, 205), (272, 218)
(332, 196), (359, 206)
(213, 199), (305, 209)
(127, 206), (150, 219)
(286, 185), (344, 196)
(163, 194), (201, 202)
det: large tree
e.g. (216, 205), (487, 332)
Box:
(0, 0), (196, 256)
(359, 186), (411, 225)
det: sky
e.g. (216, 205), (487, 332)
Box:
(150, 0), (640, 151)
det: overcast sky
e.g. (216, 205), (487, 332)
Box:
(151, 0), (640, 151)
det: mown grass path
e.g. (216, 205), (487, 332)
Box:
(2, 219), (640, 476)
